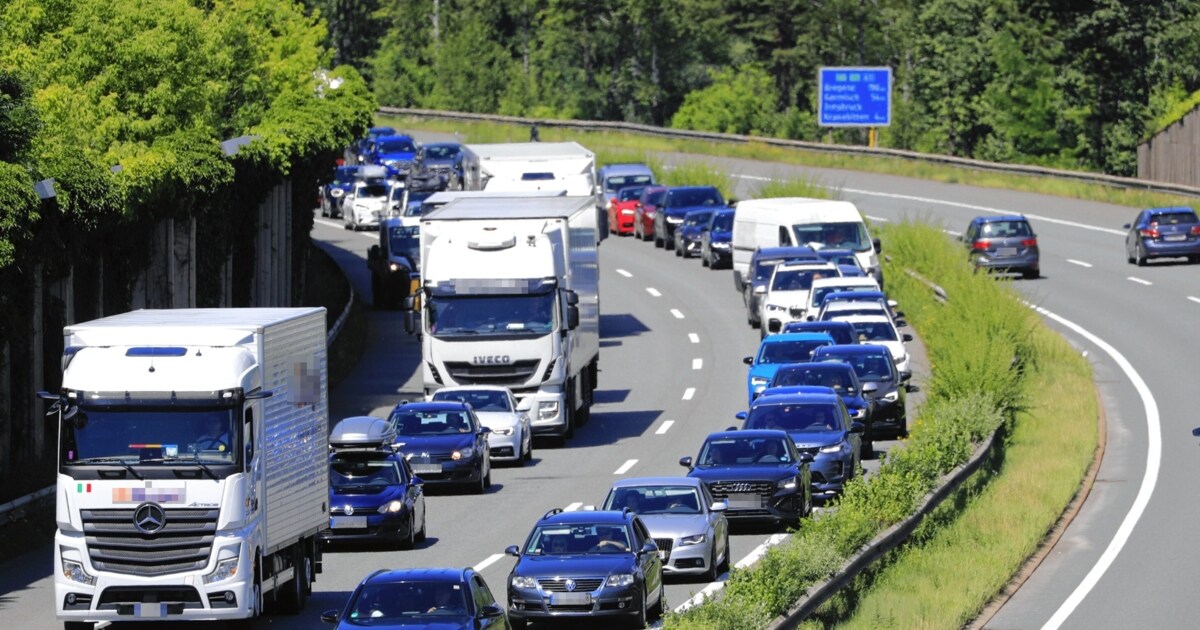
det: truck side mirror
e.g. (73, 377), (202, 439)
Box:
(368, 244), (380, 262)
(565, 290), (579, 306)
(566, 306), (580, 330)
(404, 311), (420, 335)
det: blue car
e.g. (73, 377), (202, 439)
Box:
(813, 344), (918, 439)
(962, 214), (1041, 278)
(780, 320), (859, 345)
(320, 164), (361, 218)
(700, 207), (735, 269)
(321, 416), (428, 548)
(505, 508), (664, 628)
(679, 429), (813, 527)
(763, 362), (874, 456)
(322, 567), (508, 629)
(367, 134), (419, 177)
(737, 391), (863, 497)
(676, 209), (714, 259)
(354, 126), (398, 161)
(742, 246), (820, 328)
(743, 332), (835, 404)
(385, 401), (492, 493)
(654, 186), (726, 251)
(1124, 206), (1200, 266)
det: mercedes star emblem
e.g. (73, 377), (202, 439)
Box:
(133, 502), (167, 535)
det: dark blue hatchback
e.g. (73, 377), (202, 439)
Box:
(323, 567), (508, 629)
(1124, 206), (1200, 265)
(680, 429), (813, 527)
(701, 207), (736, 269)
(386, 401), (492, 493)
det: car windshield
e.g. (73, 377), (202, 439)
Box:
(1148, 211), (1199, 225)
(428, 293), (555, 336)
(346, 582), (468, 622)
(711, 213), (734, 231)
(666, 188), (723, 208)
(388, 410), (475, 436)
(792, 222), (872, 252)
(604, 486), (702, 515)
(379, 139), (416, 153)
(698, 436), (792, 466)
(684, 212), (713, 227)
(822, 354), (894, 382)
(618, 186), (646, 202)
(60, 405), (239, 468)
(756, 340), (830, 364)
(771, 367), (854, 392)
(424, 145), (460, 160)
(605, 174), (654, 192)
(643, 190), (666, 206)
(387, 225), (420, 257)
(526, 524), (632, 554)
(432, 390), (511, 412)
(746, 404), (844, 432)
(821, 253), (859, 267)
(812, 285), (867, 306)
(358, 184), (388, 198)
(978, 221), (1033, 237)
(330, 458), (403, 489)
(771, 268), (834, 291)
(846, 320), (897, 342)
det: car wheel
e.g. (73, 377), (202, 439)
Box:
(1190, 254), (1200, 264)
(400, 512), (416, 550)
(1126, 242), (1135, 264)
(484, 460), (492, 488)
(1023, 269), (1040, 279)
(654, 232), (664, 248)
(648, 582), (665, 621)
(860, 437), (874, 460)
(415, 507), (427, 542)
(675, 243), (683, 257)
(1135, 243), (1148, 266)
(629, 589), (648, 628)
(666, 237), (675, 251)
(719, 533), (731, 573)
(703, 545), (719, 582)
(509, 616), (528, 630)
(701, 248), (710, 267)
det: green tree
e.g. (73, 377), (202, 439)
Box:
(671, 64), (780, 136)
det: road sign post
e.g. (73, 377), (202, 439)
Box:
(818, 67), (892, 129)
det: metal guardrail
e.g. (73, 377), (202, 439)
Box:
(382, 107), (1200, 199)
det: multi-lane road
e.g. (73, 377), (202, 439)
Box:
(0, 143), (1196, 629)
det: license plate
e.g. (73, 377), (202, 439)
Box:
(550, 593), (592, 606)
(135, 603), (165, 618)
(995, 247), (1017, 256)
(1164, 234), (1187, 241)
(725, 493), (760, 509)
(331, 516), (367, 529)
(411, 463), (442, 475)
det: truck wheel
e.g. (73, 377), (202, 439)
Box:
(276, 545), (307, 614)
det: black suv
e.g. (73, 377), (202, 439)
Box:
(680, 429), (814, 527)
(505, 508), (664, 628)
(813, 344), (919, 439)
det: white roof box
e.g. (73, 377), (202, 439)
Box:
(330, 416), (395, 449)
(358, 165), (389, 180)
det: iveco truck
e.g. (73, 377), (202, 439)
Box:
(412, 196), (600, 442)
(45, 308), (329, 628)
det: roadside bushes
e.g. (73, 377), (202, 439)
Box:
(664, 219), (1043, 629)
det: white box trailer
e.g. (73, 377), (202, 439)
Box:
(415, 196), (600, 441)
(48, 308), (329, 627)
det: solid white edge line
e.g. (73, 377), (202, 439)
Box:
(646, 287), (662, 297)
(1034, 304), (1160, 629)
(688, 333), (700, 343)
(1067, 259), (1094, 268)
(671, 309), (686, 319)
(1126, 277), (1152, 286)
(314, 217), (376, 240)
(674, 533), (791, 613)
(692, 358), (703, 370)
(616, 269), (633, 278)
(1188, 296), (1200, 304)
(473, 553), (505, 572)
(656, 420), (674, 435)
(564, 502), (583, 512)
(682, 388), (695, 400)
(865, 215), (891, 222)
(613, 459), (638, 475)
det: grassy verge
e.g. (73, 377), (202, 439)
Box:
(659, 220), (1097, 629)
(383, 114), (1194, 209)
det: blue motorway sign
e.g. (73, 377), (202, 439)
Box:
(818, 67), (892, 127)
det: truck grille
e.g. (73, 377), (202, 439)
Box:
(81, 508), (218, 577)
(538, 577), (603, 592)
(444, 360), (540, 386)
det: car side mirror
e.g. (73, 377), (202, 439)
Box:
(479, 426), (492, 434)
(862, 382), (880, 394)
(742, 356), (754, 366)
(641, 541), (659, 555)
(678, 456), (693, 469)
(873, 238), (882, 253)
(896, 320), (909, 328)
(849, 421), (865, 434)
(505, 545), (520, 557)
(894, 310), (906, 318)
(734, 411), (748, 421)
(516, 398), (534, 412)
(321, 610), (340, 623)
(753, 285), (766, 295)
(710, 502), (727, 512)
(902, 333), (913, 342)
(481, 604), (504, 618)
(411, 476), (424, 486)
(900, 370), (912, 382)
(1123, 223), (1131, 229)
(798, 452), (815, 464)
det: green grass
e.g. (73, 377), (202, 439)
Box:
(383, 114), (1196, 209)
(752, 171), (836, 200)
(659, 160), (737, 199)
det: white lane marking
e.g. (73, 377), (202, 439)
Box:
(315, 218), (376, 240)
(613, 459), (638, 475)
(1189, 296), (1200, 305)
(671, 309), (685, 319)
(646, 287), (662, 297)
(689, 333), (700, 343)
(1127, 277), (1152, 286)
(1033, 304), (1159, 629)
(563, 502), (583, 512)
(674, 533), (791, 613)
(692, 358), (703, 370)
(1067, 259), (1094, 268)
(656, 420), (675, 435)
(944, 229), (963, 237)
(682, 388), (695, 400)
(474, 553), (505, 572)
(617, 268), (633, 278)
(866, 215), (890, 222)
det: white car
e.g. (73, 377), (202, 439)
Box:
(429, 386), (533, 465)
(758, 261), (840, 336)
(830, 313), (912, 373)
(806, 276), (881, 319)
(343, 180), (390, 231)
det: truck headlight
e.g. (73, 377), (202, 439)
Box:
(679, 534), (706, 546)
(451, 447), (474, 461)
(61, 559), (96, 586)
(605, 574), (635, 587)
(511, 575), (538, 589)
(538, 401), (559, 421)
(378, 500), (405, 514)
(203, 544), (242, 584)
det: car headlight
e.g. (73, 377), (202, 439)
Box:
(667, 217), (683, 224)
(203, 544), (242, 584)
(776, 476), (799, 490)
(378, 500), (405, 514)
(819, 441), (850, 454)
(491, 427), (514, 436)
(606, 574), (635, 587)
(679, 534), (706, 546)
(511, 575), (538, 589)
(751, 376), (769, 387)
(881, 390), (899, 402)
(766, 303), (786, 312)
(451, 447), (474, 461)
(850, 408), (866, 419)
(712, 241), (731, 249)
(538, 401), (559, 421)
(61, 559), (96, 586)
(330, 188), (345, 198)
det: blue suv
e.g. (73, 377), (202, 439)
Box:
(386, 401), (492, 493)
(737, 390), (864, 497)
(322, 567), (508, 629)
(367, 134), (419, 177)
(680, 429), (813, 527)
(676, 209), (714, 259)
(654, 186), (726, 251)
(700, 207), (735, 269)
(505, 508), (664, 629)
(744, 332), (835, 404)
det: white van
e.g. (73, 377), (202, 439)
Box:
(732, 198), (882, 291)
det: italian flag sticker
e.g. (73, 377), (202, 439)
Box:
(77, 483), (91, 493)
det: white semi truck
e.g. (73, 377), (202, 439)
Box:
(45, 308), (329, 628)
(411, 196), (600, 442)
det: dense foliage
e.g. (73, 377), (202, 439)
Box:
(339, 0), (1200, 175)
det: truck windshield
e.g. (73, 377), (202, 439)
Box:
(428, 293), (556, 336)
(61, 406), (240, 467)
(388, 225), (420, 260)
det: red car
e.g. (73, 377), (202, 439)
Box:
(608, 186), (646, 235)
(633, 185), (668, 242)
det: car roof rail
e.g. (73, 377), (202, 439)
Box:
(542, 507), (564, 520)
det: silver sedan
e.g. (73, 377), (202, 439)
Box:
(602, 476), (730, 581)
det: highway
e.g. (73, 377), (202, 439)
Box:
(0, 143), (1194, 629)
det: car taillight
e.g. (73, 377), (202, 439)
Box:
(1191, 226), (1200, 235)
(1021, 238), (1037, 247)
(972, 240), (990, 250)
(1140, 228), (1159, 238)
